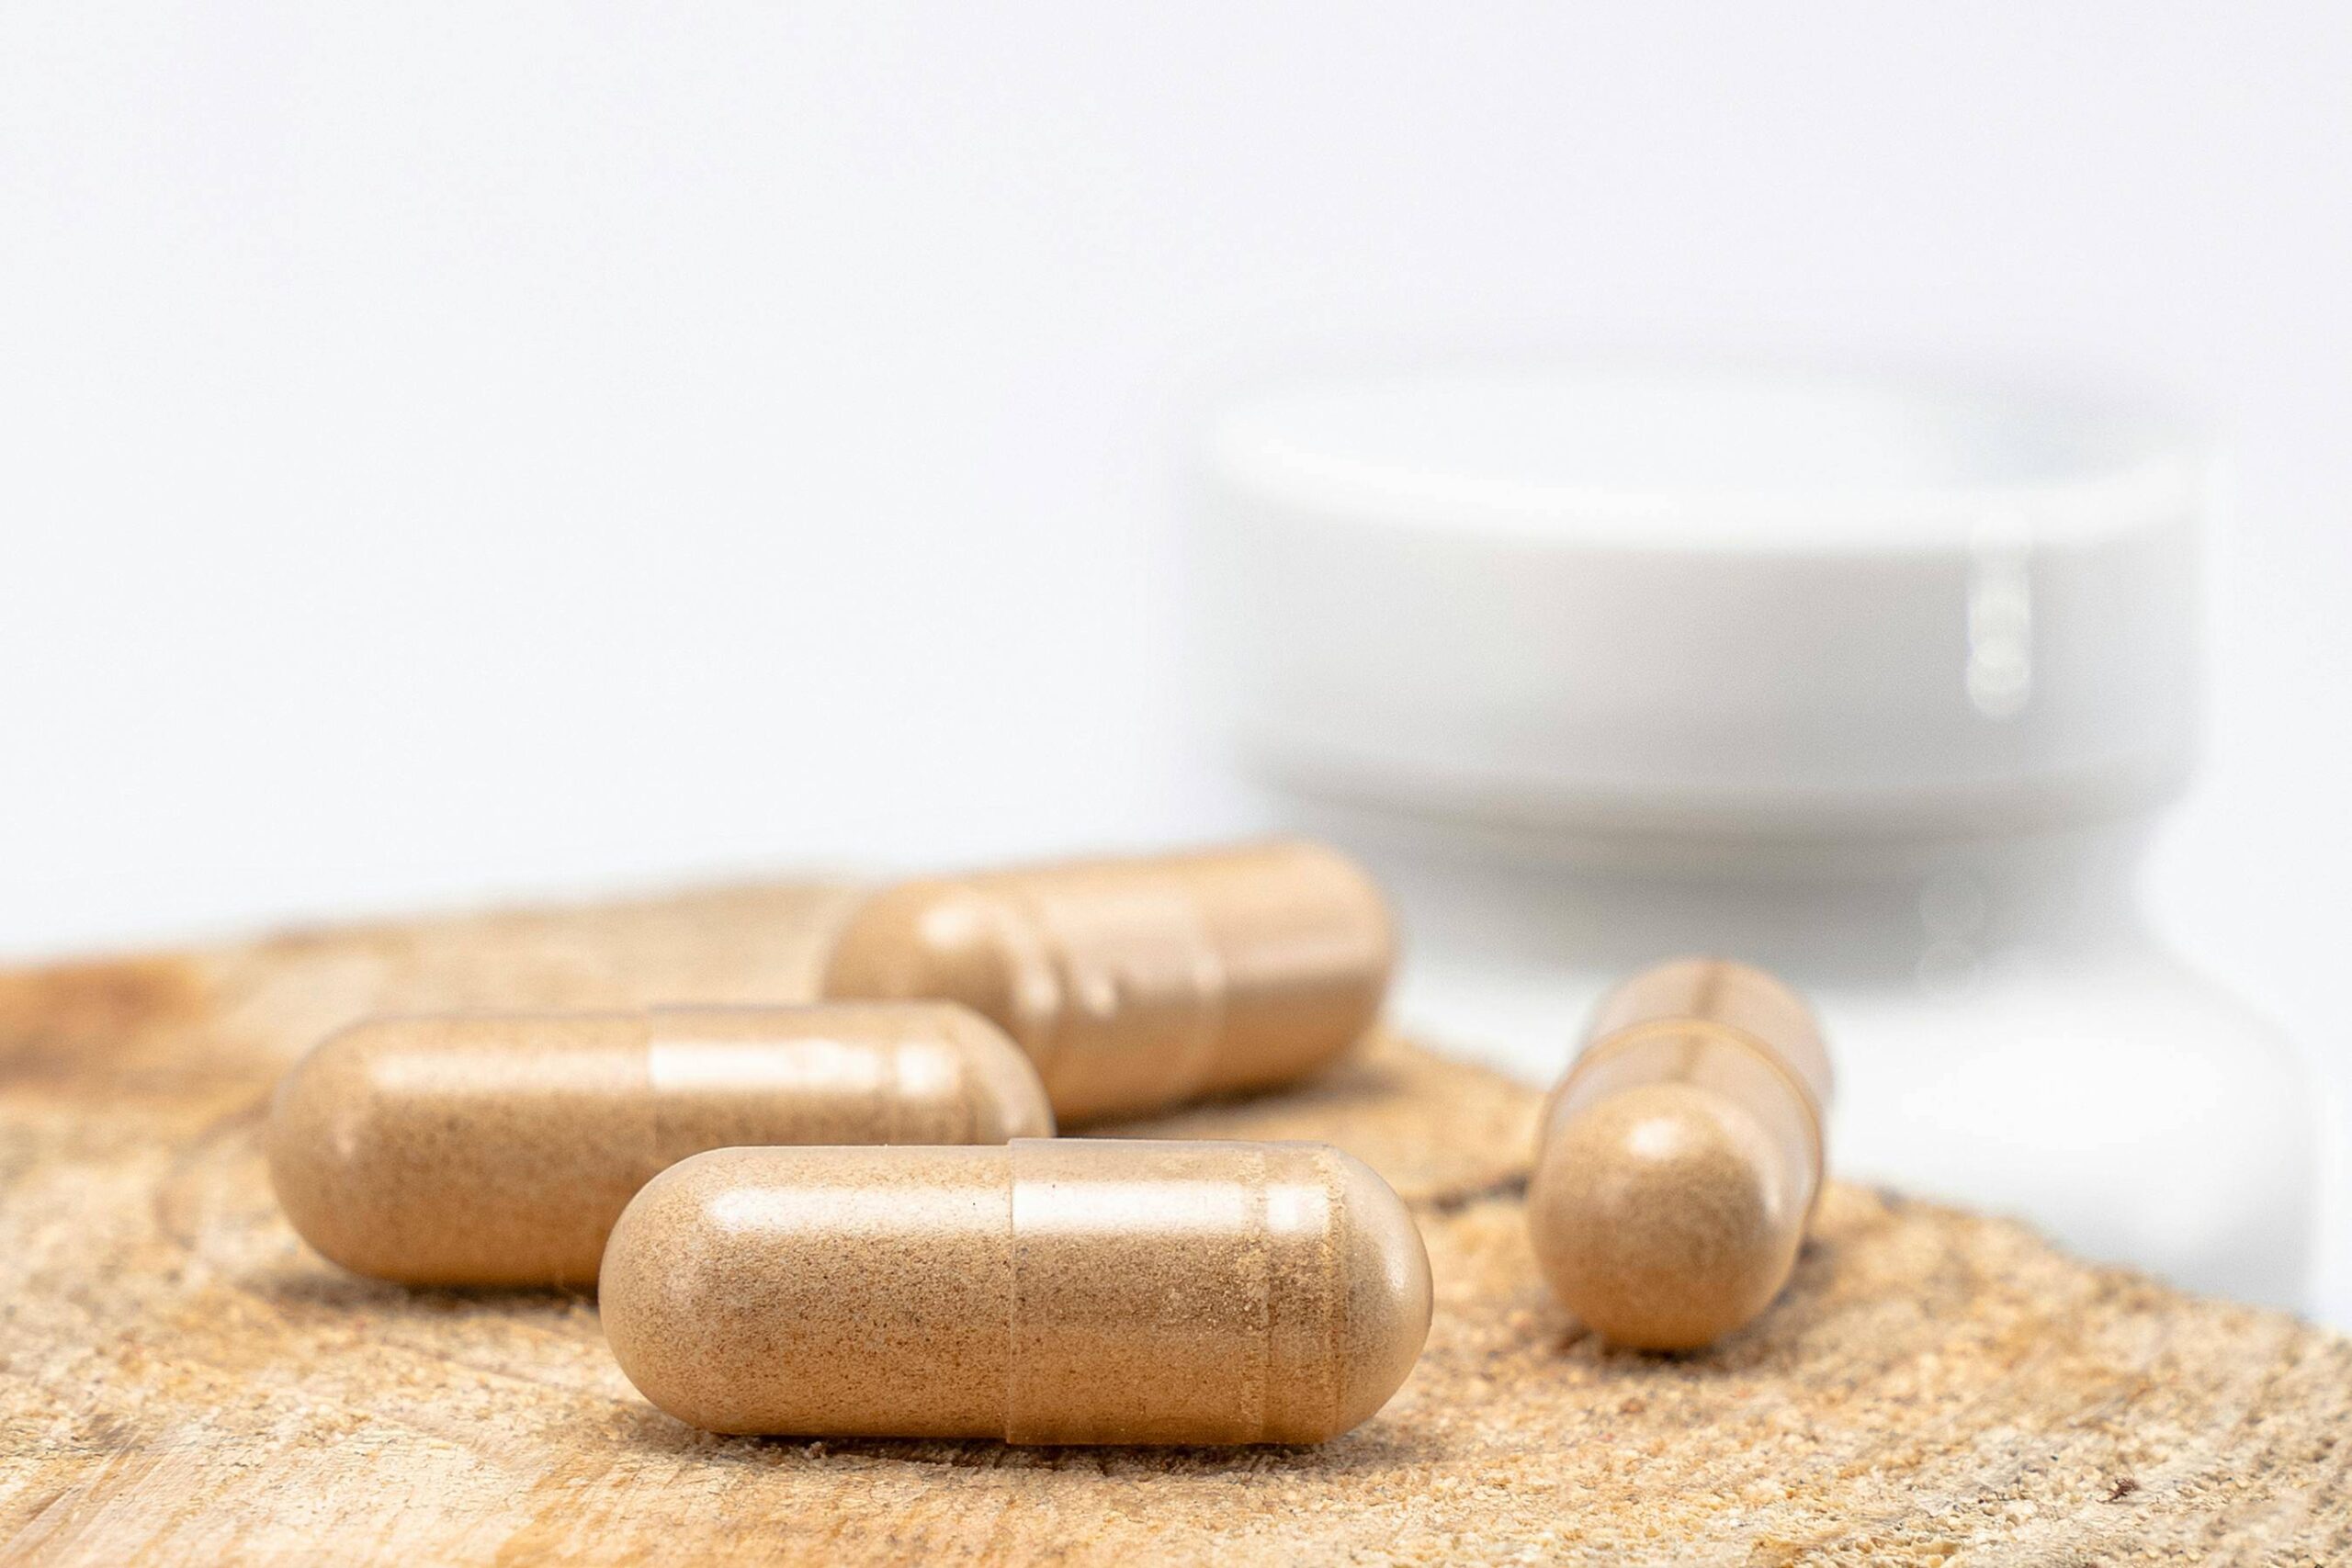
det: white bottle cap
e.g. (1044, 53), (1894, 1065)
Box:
(1196, 365), (2205, 842)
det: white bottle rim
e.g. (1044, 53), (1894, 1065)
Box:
(1196, 362), (2208, 842)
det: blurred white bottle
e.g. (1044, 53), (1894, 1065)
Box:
(1194, 363), (2319, 1311)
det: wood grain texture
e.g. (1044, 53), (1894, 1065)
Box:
(1, 883), (2346, 1565)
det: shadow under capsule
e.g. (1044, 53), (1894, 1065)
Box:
(243, 1260), (599, 1322)
(608, 1405), (1447, 1477)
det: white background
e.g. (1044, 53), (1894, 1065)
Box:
(4, 6), (2346, 1314)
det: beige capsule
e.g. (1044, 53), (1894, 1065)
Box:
(599, 1139), (1433, 1444)
(267, 1002), (1052, 1289)
(820, 840), (1396, 1123)
(1526, 958), (1834, 1351)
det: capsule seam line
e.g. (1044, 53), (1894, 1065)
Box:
(1561, 1019), (1826, 1213)
(1318, 1146), (1344, 1444)
(1004, 1142), (1024, 1443)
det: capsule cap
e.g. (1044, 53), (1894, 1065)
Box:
(1003, 1140), (1430, 1444)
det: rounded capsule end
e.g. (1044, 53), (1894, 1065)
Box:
(597, 1153), (738, 1431)
(266, 1017), (415, 1281)
(1328, 1149), (1434, 1438)
(601, 1145), (1016, 1439)
(821, 882), (1051, 1056)
(1526, 1082), (1804, 1351)
(927, 1003), (1056, 1141)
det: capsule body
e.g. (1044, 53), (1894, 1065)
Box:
(1526, 958), (1833, 1350)
(819, 840), (1396, 1122)
(267, 1002), (1052, 1288)
(599, 1139), (1432, 1444)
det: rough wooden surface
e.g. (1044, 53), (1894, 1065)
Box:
(1, 883), (2347, 1565)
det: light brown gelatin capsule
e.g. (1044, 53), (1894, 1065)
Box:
(1526, 958), (1834, 1351)
(819, 840), (1396, 1123)
(599, 1139), (1433, 1444)
(267, 1002), (1051, 1288)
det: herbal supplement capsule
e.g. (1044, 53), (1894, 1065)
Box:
(1526, 958), (1833, 1350)
(819, 840), (1396, 1123)
(599, 1138), (1432, 1444)
(267, 1002), (1051, 1288)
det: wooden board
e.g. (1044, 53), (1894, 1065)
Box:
(1, 882), (2347, 1565)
